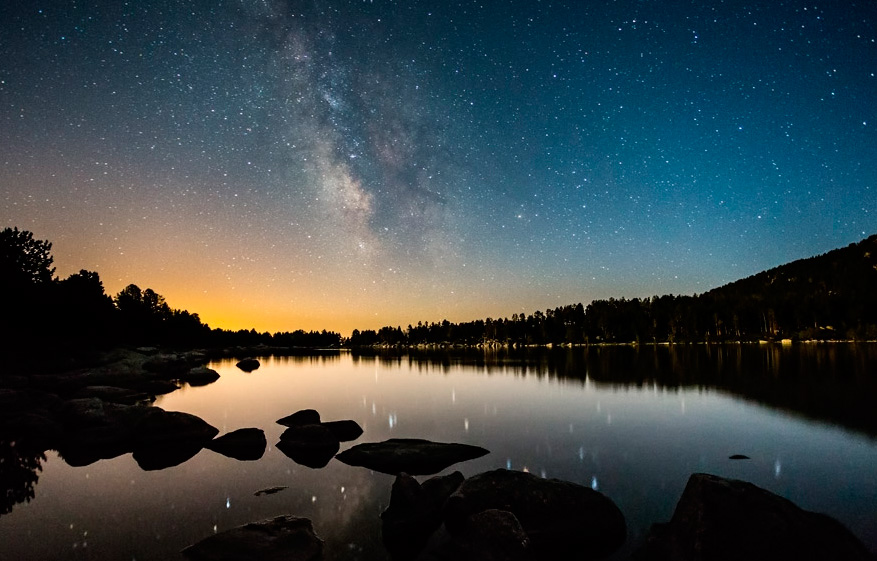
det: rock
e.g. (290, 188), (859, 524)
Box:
(443, 469), (625, 560)
(277, 409), (321, 427)
(632, 473), (873, 561)
(182, 515), (323, 561)
(133, 440), (206, 471)
(728, 454), (750, 460)
(136, 347), (159, 355)
(56, 400), (151, 466)
(254, 486), (288, 496)
(336, 438), (490, 475)
(57, 425), (133, 466)
(206, 428), (266, 461)
(276, 424), (340, 468)
(131, 407), (219, 446)
(73, 385), (150, 404)
(183, 366), (221, 387)
(321, 419), (363, 442)
(382, 471), (465, 560)
(129, 407), (218, 470)
(444, 509), (532, 561)
(143, 354), (191, 377)
(0, 412), (62, 448)
(236, 358), (260, 372)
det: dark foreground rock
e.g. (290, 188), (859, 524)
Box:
(206, 428), (266, 461)
(182, 515), (323, 561)
(236, 358), (260, 372)
(382, 471), (465, 560)
(336, 438), (489, 475)
(632, 473), (874, 561)
(443, 469), (626, 560)
(276, 424), (340, 468)
(441, 508), (532, 561)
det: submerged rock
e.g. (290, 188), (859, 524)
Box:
(632, 472), (873, 561)
(182, 515), (323, 561)
(254, 486), (288, 496)
(236, 358), (260, 372)
(443, 469), (625, 560)
(206, 428), (266, 461)
(382, 471), (465, 560)
(336, 438), (489, 475)
(728, 454), (750, 460)
(277, 409), (321, 427)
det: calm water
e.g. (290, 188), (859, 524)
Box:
(2, 345), (877, 560)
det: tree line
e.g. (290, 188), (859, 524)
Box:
(350, 235), (877, 346)
(0, 227), (340, 368)
(4, 227), (875, 362)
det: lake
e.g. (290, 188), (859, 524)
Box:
(2, 344), (876, 560)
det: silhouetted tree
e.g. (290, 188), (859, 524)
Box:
(0, 227), (55, 289)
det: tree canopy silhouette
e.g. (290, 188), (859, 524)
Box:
(0, 227), (55, 289)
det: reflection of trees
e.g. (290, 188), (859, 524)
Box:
(354, 345), (877, 439)
(0, 438), (46, 516)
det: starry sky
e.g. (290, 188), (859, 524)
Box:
(2, 0), (875, 334)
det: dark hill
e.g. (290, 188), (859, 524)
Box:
(701, 234), (877, 340)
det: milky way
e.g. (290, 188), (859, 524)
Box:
(1, 1), (875, 333)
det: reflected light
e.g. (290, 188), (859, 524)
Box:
(591, 476), (599, 491)
(774, 459), (782, 478)
(464, 418), (469, 432)
(225, 497), (230, 509)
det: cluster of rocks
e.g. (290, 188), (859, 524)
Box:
(381, 468), (627, 561)
(0, 348), (268, 469)
(184, 470), (875, 561)
(274, 409), (363, 468)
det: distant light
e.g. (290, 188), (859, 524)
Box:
(225, 497), (230, 509)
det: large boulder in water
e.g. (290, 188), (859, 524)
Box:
(131, 407), (219, 446)
(182, 515), (323, 561)
(182, 366), (220, 387)
(632, 473), (873, 561)
(236, 358), (260, 372)
(443, 469), (625, 560)
(276, 424), (339, 468)
(321, 419), (363, 442)
(206, 428), (266, 461)
(129, 407), (219, 471)
(336, 438), (489, 475)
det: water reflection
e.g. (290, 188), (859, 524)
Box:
(0, 438), (45, 516)
(353, 344), (877, 438)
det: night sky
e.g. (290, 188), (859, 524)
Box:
(2, 1), (875, 334)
